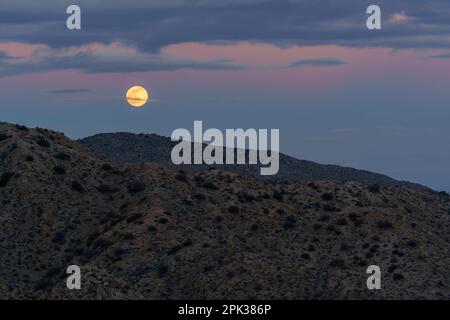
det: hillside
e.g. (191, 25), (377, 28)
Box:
(79, 132), (423, 189)
(0, 122), (449, 299)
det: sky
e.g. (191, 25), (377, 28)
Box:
(0, 0), (449, 191)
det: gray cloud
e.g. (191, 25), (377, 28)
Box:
(287, 57), (347, 67)
(0, 49), (246, 76)
(423, 53), (450, 60)
(1, 0), (450, 76)
(1, 0), (450, 51)
(47, 89), (91, 94)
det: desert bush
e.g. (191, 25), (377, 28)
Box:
(336, 217), (348, 226)
(175, 171), (188, 182)
(202, 181), (218, 190)
(0, 133), (9, 141)
(321, 192), (333, 201)
(126, 213), (143, 224)
(158, 217), (169, 224)
(329, 259), (345, 268)
(52, 231), (66, 244)
(36, 138), (50, 148)
(156, 261), (169, 277)
(273, 191), (283, 201)
(283, 215), (296, 230)
(0, 172), (14, 187)
(393, 273), (404, 281)
(406, 240), (418, 248)
(53, 165), (66, 174)
(101, 163), (113, 171)
(368, 184), (381, 193)
(71, 180), (84, 192)
(15, 124), (29, 131)
(228, 205), (240, 213)
(96, 184), (114, 193)
(54, 152), (70, 160)
(25, 155), (34, 162)
(127, 180), (145, 193)
(377, 220), (393, 229)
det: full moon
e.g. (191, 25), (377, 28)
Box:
(126, 86), (149, 107)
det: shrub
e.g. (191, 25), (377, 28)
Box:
(406, 240), (418, 248)
(122, 233), (135, 240)
(336, 217), (348, 226)
(202, 181), (219, 190)
(36, 138), (50, 148)
(0, 172), (14, 187)
(52, 231), (66, 244)
(228, 205), (240, 214)
(283, 215), (296, 230)
(313, 223), (322, 230)
(388, 265), (398, 273)
(377, 220), (393, 229)
(53, 165), (65, 174)
(54, 152), (70, 160)
(301, 253), (310, 259)
(158, 217), (169, 224)
(393, 273), (404, 281)
(15, 124), (29, 131)
(25, 155), (34, 162)
(127, 180), (145, 193)
(323, 204), (339, 212)
(175, 171), (188, 182)
(101, 163), (113, 171)
(273, 191), (283, 201)
(329, 259), (345, 268)
(71, 180), (84, 192)
(167, 245), (182, 255)
(194, 193), (206, 200)
(156, 262), (169, 276)
(321, 192), (333, 201)
(368, 184), (381, 193)
(0, 133), (9, 141)
(96, 184), (114, 193)
(126, 213), (143, 224)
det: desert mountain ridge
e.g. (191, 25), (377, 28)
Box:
(0, 121), (449, 299)
(79, 131), (425, 190)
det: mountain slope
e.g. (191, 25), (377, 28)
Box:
(0, 122), (449, 299)
(79, 132), (423, 189)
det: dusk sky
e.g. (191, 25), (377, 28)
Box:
(0, 0), (449, 191)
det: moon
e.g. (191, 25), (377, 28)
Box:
(126, 86), (149, 107)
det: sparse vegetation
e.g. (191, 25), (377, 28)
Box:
(71, 180), (84, 192)
(36, 137), (50, 148)
(368, 184), (381, 193)
(54, 152), (70, 160)
(53, 165), (66, 174)
(0, 172), (14, 187)
(321, 192), (333, 201)
(127, 180), (145, 193)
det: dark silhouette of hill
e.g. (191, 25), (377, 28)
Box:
(79, 132), (423, 189)
(1, 122), (448, 299)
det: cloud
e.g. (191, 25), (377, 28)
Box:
(1, 0), (450, 53)
(389, 11), (410, 23)
(0, 42), (246, 76)
(423, 53), (450, 60)
(286, 57), (347, 68)
(1, 0), (450, 76)
(47, 89), (91, 94)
